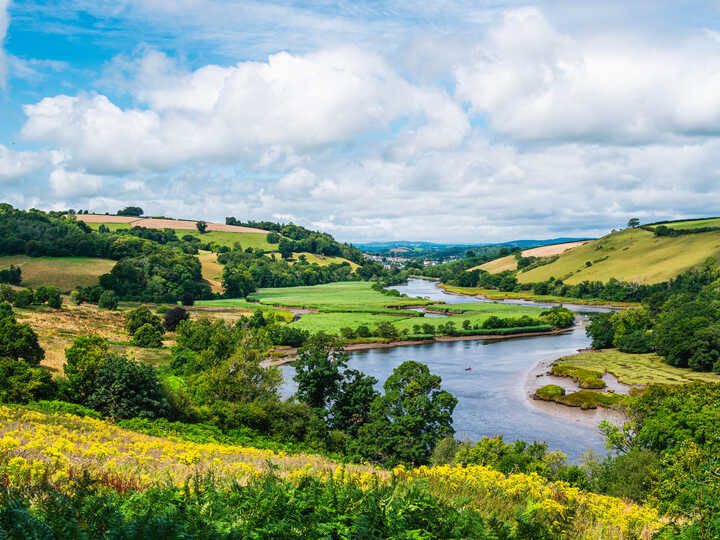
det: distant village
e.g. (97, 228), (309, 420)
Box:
(363, 248), (456, 269)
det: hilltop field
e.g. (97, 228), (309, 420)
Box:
(473, 218), (720, 285)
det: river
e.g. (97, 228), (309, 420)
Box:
(281, 279), (616, 461)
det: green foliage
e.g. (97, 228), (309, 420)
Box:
(196, 220), (207, 233)
(117, 206), (143, 216)
(25, 400), (102, 418)
(124, 305), (164, 335)
(293, 333), (348, 409)
(132, 323), (164, 348)
(0, 316), (45, 365)
(97, 290), (118, 310)
(534, 384), (565, 399)
(45, 287), (62, 309)
(355, 361), (457, 466)
(63, 335), (109, 403)
(85, 354), (170, 419)
(0, 358), (56, 403)
(0, 472), (545, 539)
(12, 289), (33, 308)
(539, 306), (575, 329)
(0, 264), (21, 285)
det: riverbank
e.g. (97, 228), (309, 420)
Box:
(438, 284), (635, 309)
(264, 327), (574, 367)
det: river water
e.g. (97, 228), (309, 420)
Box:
(281, 279), (615, 461)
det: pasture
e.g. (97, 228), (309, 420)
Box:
(518, 227), (720, 284)
(555, 349), (720, 386)
(0, 255), (115, 290)
(248, 281), (430, 309)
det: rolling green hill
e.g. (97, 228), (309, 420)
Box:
(516, 224), (720, 284)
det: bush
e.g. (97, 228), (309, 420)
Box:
(63, 335), (109, 403)
(0, 357), (56, 403)
(125, 306), (164, 335)
(26, 399), (102, 418)
(0, 316), (45, 365)
(85, 354), (170, 419)
(46, 287), (62, 309)
(98, 290), (118, 310)
(0, 264), (21, 285)
(163, 307), (189, 331)
(133, 323), (164, 348)
(13, 289), (33, 308)
(181, 293), (195, 306)
(33, 286), (49, 304)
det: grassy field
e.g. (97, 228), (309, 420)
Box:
(649, 217), (720, 230)
(517, 227), (720, 284)
(534, 385), (626, 409)
(248, 282), (430, 309)
(198, 251), (224, 293)
(269, 252), (359, 268)
(427, 302), (547, 315)
(555, 349), (720, 385)
(0, 255), (115, 291)
(289, 303), (545, 336)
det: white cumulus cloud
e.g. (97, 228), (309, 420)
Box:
(21, 48), (469, 175)
(49, 168), (105, 197)
(0, 144), (45, 182)
(455, 7), (720, 143)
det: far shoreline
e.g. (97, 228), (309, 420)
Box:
(263, 327), (574, 367)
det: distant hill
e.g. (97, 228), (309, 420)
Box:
(477, 219), (720, 285)
(356, 237), (593, 256)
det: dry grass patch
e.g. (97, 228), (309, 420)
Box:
(521, 240), (589, 257)
(198, 251), (224, 293)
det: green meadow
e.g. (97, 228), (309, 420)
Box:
(0, 255), (115, 291)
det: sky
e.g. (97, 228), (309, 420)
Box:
(3, 1), (720, 243)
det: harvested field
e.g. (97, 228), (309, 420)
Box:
(520, 240), (589, 257)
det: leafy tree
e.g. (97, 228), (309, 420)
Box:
(117, 206), (143, 216)
(278, 239), (294, 260)
(63, 335), (109, 403)
(329, 369), (379, 436)
(34, 286), (49, 304)
(133, 323), (164, 348)
(86, 354), (169, 419)
(46, 287), (62, 309)
(196, 221), (207, 233)
(0, 358), (57, 403)
(98, 290), (118, 310)
(539, 306), (575, 328)
(627, 218), (640, 228)
(124, 306), (163, 335)
(586, 312), (615, 349)
(293, 334), (348, 409)
(355, 361), (457, 465)
(0, 316), (44, 365)
(222, 266), (256, 297)
(266, 232), (280, 244)
(181, 293), (195, 306)
(0, 265), (21, 285)
(13, 289), (33, 308)
(0, 357), (56, 403)
(163, 307), (189, 331)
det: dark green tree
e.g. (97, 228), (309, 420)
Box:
(0, 316), (45, 365)
(196, 221), (208, 233)
(293, 334), (348, 409)
(627, 218), (640, 228)
(117, 206), (143, 216)
(355, 361), (457, 465)
(98, 290), (118, 310)
(0, 357), (56, 403)
(63, 335), (109, 403)
(133, 323), (164, 348)
(163, 307), (189, 331)
(329, 369), (378, 436)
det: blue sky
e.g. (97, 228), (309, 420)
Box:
(3, 1), (720, 242)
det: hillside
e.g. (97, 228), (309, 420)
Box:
(475, 223), (720, 285)
(471, 240), (589, 274)
(0, 255), (115, 290)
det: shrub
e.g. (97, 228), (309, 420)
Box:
(98, 290), (118, 310)
(13, 289), (33, 308)
(181, 293), (195, 306)
(125, 306), (164, 335)
(0, 357), (56, 403)
(63, 335), (109, 403)
(133, 323), (164, 348)
(26, 399), (102, 418)
(0, 264), (21, 285)
(0, 316), (45, 365)
(33, 286), (49, 304)
(70, 290), (83, 305)
(163, 307), (189, 331)
(46, 287), (62, 309)
(86, 354), (170, 419)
